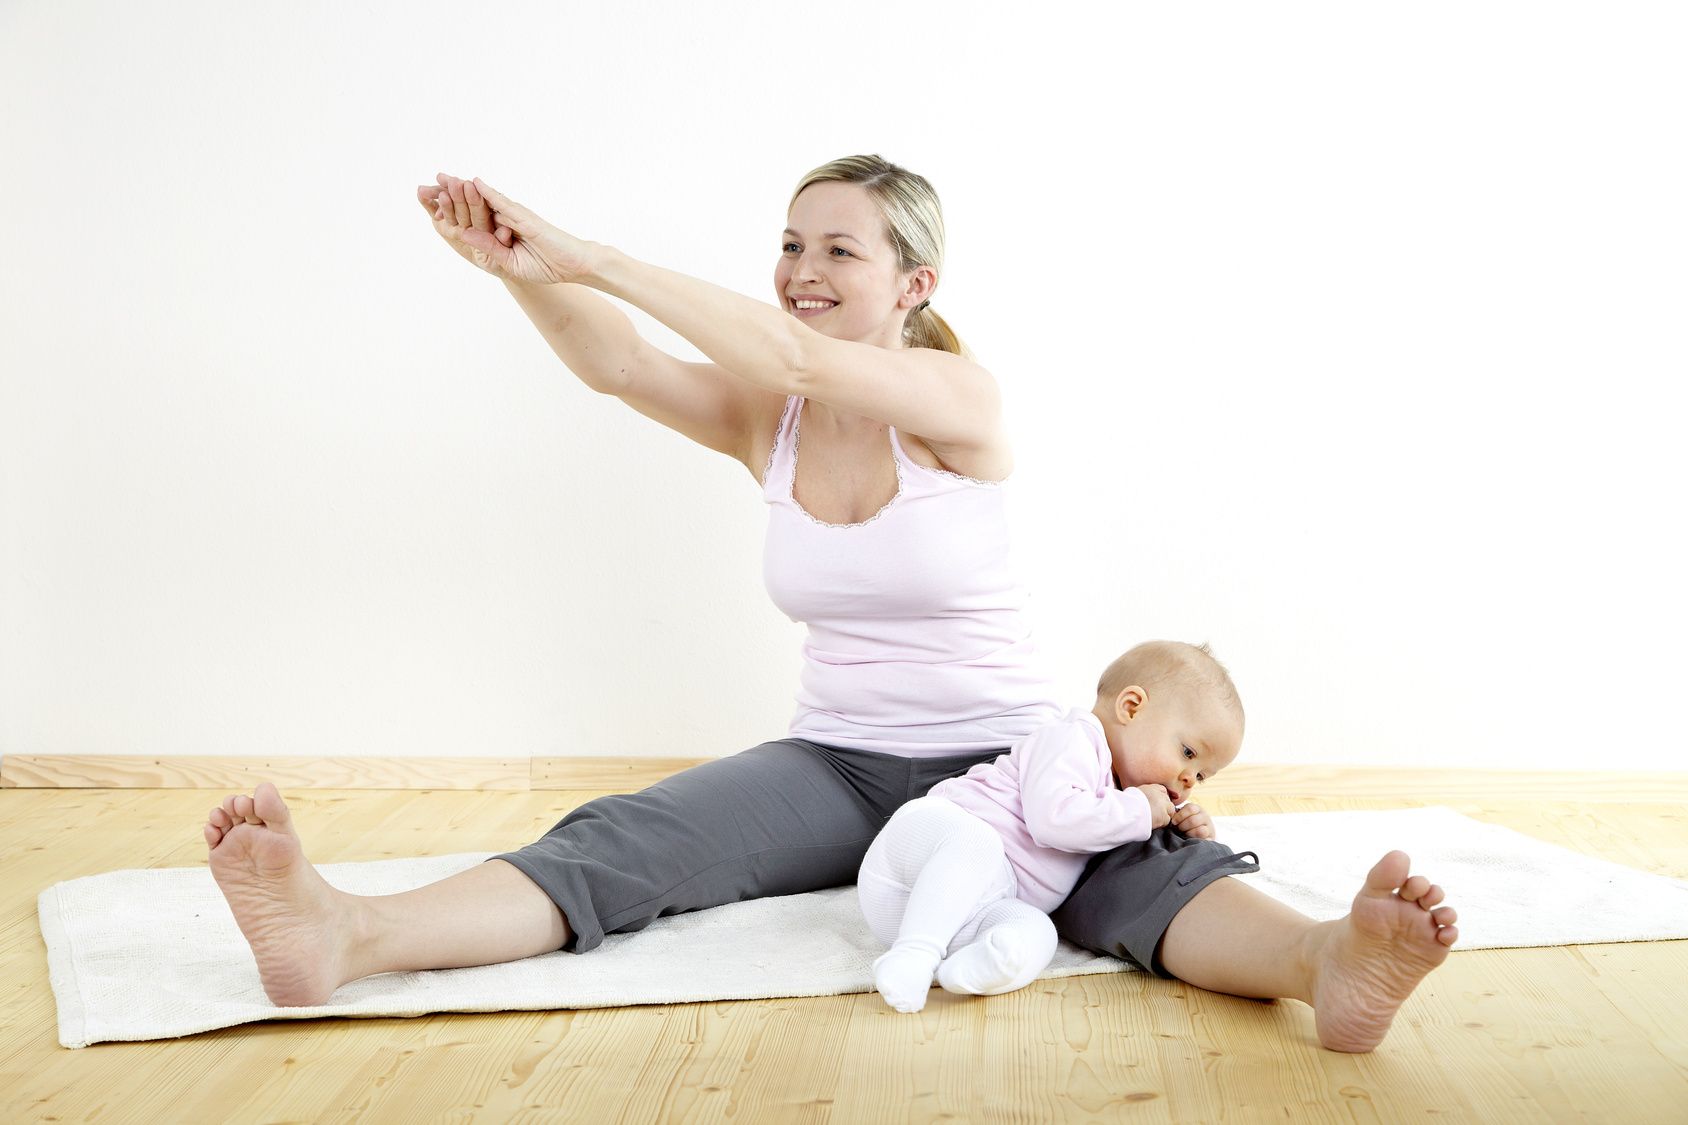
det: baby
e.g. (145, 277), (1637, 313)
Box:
(857, 639), (1248, 1012)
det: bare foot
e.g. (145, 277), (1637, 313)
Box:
(1308, 850), (1459, 1052)
(204, 783), (359, 1006)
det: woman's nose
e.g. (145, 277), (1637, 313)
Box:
(793, 250), (825, 282)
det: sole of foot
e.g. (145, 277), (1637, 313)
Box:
(1312, 850), (1459, 1052)
(205, 783), (351, 1007)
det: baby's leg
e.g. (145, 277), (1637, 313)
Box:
(858, 797), (1015, 1013)
(937, 897), (1058, 997)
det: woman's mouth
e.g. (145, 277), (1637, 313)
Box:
(789, 297), (838, 318)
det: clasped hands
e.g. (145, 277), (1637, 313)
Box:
(416, 173), (593, 286)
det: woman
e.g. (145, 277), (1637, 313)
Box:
(205, 156), (1456, 1052)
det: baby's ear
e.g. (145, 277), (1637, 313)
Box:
(1115, 686), (1147, 722)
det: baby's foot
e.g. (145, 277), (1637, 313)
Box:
(1309, 850), (1459, 1052)
(204, 783), (358, 1007)
(873, 946), (941, 1013)
(937, 922), (1055, 996)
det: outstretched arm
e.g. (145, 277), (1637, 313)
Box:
(435, 176), (1008, 474)
(419, 176), (780, 473)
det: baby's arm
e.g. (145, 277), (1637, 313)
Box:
(1017, 724), (1155, 850)
(1170, 802), (1216, 840)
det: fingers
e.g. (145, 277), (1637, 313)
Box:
(1171, 803), (1215, 839)
(424, 174), (521, 245)
(471, 178), (532, 227)
(446, 179), (472, 229)
(465, 180), (495, 232)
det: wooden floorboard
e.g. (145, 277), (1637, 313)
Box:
(2, 774), (1686, 1122)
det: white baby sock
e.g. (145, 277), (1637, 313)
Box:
(873, 943), (943, 1013)
(937, 898), (1058, 997)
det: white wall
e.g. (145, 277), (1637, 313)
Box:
(3, 2), (1683, 770)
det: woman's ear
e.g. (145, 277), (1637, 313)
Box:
(1114, 686), (1147, 723)
(897, 265), (938, 310)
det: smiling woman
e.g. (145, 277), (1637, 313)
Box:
(197, 154), (1460, 1054)
(779, 155), (965, 357)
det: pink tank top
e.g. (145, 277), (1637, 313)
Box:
(761, 396), (1062, 757)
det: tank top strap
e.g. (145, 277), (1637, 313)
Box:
(760, 395), (803, 494)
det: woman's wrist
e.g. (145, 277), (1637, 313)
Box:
(579, 241), (627, 293)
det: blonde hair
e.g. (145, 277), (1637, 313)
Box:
(791, 155), (967, 356)
(1097, 641), (1245, 728)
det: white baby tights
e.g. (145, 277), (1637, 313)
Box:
(856, 795), (1059, 1013)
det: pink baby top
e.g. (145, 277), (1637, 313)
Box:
(927, 708), (1152, 911)
(762, 396), (1062, 757)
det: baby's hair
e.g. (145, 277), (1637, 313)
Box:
(1096, 640), (1244, 728)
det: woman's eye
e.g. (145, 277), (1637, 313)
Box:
(830, 246), (851, 257)
(782, 242), (800, 254)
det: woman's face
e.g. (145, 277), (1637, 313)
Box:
(775, 182), (927, 347)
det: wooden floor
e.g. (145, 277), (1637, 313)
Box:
(3, 771), (1686, 1123)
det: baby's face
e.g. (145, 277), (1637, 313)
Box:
(1103, 690), (1242, 804)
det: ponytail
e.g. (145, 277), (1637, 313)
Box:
(903, 304), (969, 357)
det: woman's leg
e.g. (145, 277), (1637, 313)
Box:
(206, 741), (906, 1006)
(1053, 833), (1457, 1052)
(1157, 851), (1458, 1053)
(205, 784), (568, 1007)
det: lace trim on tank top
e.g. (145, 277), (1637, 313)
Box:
(759, 396), (798, 488)
(788, 400), (905, 529)
(887, 428), (1007, 489)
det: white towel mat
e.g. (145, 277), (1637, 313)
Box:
(38, 806), (1688, 1048)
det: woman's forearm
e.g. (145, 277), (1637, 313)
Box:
(583, 245), (809, 395)
(502, 278), (645, 395)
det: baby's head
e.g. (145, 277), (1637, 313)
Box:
(1092, 640), (1244, 803)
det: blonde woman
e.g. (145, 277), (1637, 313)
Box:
(204, 157), (1456, 1052)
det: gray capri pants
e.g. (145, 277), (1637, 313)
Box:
(497, 738), (1260, 976)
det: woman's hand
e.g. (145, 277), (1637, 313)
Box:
(1170, 802), (1216, 840)
(415, 174), (594, 285)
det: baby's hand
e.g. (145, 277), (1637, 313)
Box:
(1135, 784), (1173, 828)
(1171, 802), (1216, 840)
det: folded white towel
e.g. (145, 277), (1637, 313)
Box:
(38, 806), (1688, 1048)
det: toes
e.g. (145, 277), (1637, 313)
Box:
(1417, 884), (1445, 910)
(209, 806), (231, 831)
(1437, 924), (1460, 947)
(232, 794), (258, 824)
(204, 823), (222, 848)
(1364, 850), (1411, 893)
(1430, 906), (1458, 928)
(253, 783), (291, 827)
(1400, 875), (1431, 903)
